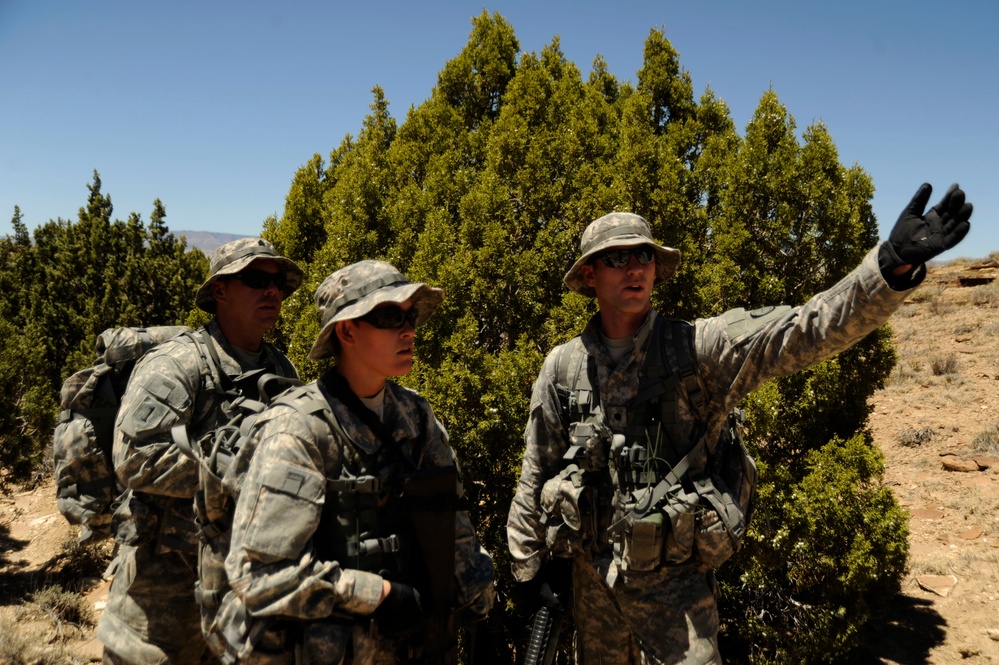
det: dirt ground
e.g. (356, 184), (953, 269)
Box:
(2, 258), (998, 664)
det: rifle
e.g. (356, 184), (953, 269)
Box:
(523, 583), (563, 665)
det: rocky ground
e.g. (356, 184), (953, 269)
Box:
(2, 258), (998, 664)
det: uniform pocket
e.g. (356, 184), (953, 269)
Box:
(243, 461), (325, 560)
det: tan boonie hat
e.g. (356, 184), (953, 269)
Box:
(308, 260), (445, 360)
(563, 212), (681, 298)
(195, 238), (304, 313)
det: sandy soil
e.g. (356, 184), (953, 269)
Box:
(2, 258), (998, 663)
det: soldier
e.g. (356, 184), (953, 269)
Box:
(507, 183), (973, 664)
(220, 260), (495, 663)
(97, 238), (303, 665)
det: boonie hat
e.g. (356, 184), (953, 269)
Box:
(563, 212), (681, 298)
(309, 260), (444, 360)
(195, 238), (304, 313)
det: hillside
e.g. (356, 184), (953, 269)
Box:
(174, 230), (247, 255)
(1, 258), (998, 663)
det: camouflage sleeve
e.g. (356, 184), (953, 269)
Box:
(506, 347), (570, 582)
(113, 342), (202, 498)
(224, 409), (383, 621)
(697, 245), (913, 407)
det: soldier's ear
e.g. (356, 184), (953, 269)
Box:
(581, 263), (597, 288)
(212, 279), (228, 306)
(335, 320), (356, 349)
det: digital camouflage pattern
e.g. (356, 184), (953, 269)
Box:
(220, 379), (495, 663)
(97, 319), (298, 664)
(309, 259), (444, 360)
(563, 212), (680, 298)
(195, 237), (303, 313)
(508, 246), (916, 665)
(53, 325), (191, 544)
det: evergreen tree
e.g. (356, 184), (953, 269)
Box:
(260, 14), (904, 662)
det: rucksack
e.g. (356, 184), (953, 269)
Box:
(53, 325), (199, 544)
(173, 370), (305, 662)
(551, 316), (757, 570)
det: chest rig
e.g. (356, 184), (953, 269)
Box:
(555, 316), (754, 570)
(557, 316), (706, 495)
(313, 373), (462, 660)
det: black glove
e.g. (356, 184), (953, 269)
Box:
(883, 183), (973, 271)
(510, 558), (572, 620)
(375, 582), (424, 637)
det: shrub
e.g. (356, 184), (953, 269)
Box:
(930, 354), (959, 376)
(718, 435), (908, 664)
(972, 422), (999, 457)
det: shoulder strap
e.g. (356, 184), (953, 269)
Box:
(668, 319), (707, 423)
(193, 327), (237, 395)
(317, 369), (419, 472)
(555, 336), (594, 423)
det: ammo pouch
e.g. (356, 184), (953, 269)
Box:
(616, 418), (756, 572)
(110, 490), (159, 547)
(540, 464), (595, 558)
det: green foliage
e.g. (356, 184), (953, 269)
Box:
(0, 172), (207, 493)
(257, 13), (909, 662)
(0, 12), (914, 662)
(0, 319), (57, 491)
(719, 435), (908, 663)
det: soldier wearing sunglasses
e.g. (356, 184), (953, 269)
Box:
(98, 238), (303, 665)
(221, 260), (495, 663)
(508, 186), (973, 665)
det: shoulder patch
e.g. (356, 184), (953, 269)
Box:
(722, 305), (792, 341)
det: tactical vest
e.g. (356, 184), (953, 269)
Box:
(547, 315), (757, 571)
(191, 377), (460, 664)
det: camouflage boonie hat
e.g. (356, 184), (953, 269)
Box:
(195, 238), (304, 313)
(563, 212), (681, 298)
(308, 260), (445, 360)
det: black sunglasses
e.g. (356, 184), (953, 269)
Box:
(594, 246), (656, 269)
(230, 269), (289, 293)
(358, 305), (420, 330)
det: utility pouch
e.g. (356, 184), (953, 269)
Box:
(661, 488), (698, 565)
(693, 502), (736, 569)
(540, 465), (593, 558)
(110, 490), (159, 547)
(621, 512), (663, 572)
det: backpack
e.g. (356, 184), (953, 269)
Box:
(552, 316), (757, 570)
(53, 325), (199, 544)
(173, 370), (305, 662)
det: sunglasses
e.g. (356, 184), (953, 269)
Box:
(594, 246), (656, 269)
(230, 269), (290, 293)
(358, 305), (420, 330)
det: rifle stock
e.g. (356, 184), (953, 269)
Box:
(523, 599), (563, 665)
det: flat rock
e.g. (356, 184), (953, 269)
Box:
(942, 457), (980, 472)
(909, 507), (945, 520)
(916, 574), (958, 597)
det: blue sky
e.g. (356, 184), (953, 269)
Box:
(2, 1), (996, 261)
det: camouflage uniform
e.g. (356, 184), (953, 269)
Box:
(507, 213), (921, 665)
(97, 239), (302, 665)
(221, 261), (495, 664)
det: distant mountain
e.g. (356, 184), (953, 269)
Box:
(174, 230), (249, 255)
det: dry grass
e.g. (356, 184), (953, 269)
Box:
(930, 354), (959, 376)
(908, 285), (943, 303)
(0, 620), (81, 665)
(969, 281), (999, 307)
(972, 422), (999, 457)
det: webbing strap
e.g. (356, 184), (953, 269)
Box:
(630, 438), (703, 518)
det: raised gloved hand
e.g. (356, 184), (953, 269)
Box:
(375, 582), (424, 637)
(883, 183), (973, 270)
